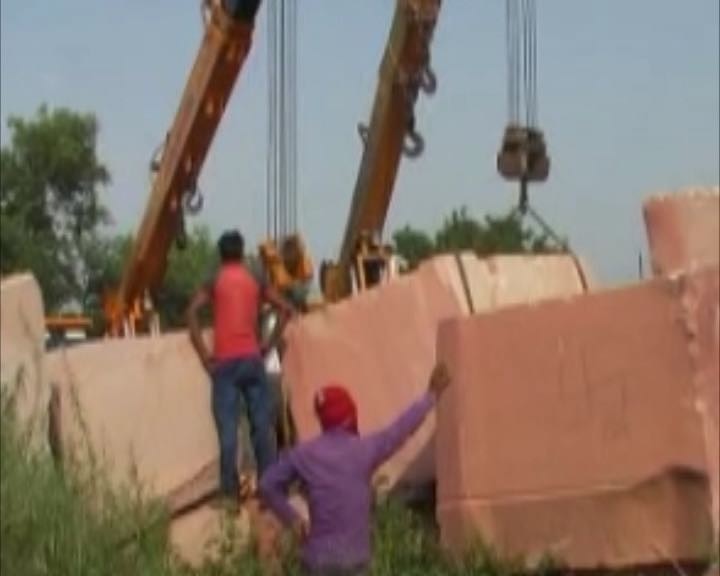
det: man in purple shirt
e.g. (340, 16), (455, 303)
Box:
(259, 363), (451, 575)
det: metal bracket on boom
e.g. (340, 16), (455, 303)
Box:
(419, 65), (437, 95)
(357, 123), (369, 146)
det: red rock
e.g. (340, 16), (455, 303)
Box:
(282, 257), (460, 492)
(436, 275), (713, 569)
(679, 266), (720, 538)
(47, 333), (219, 502)
(46, 332), (239, 565)
(282, 253), (589, 492)
(0, 273), (50, 446)
(643, 186), (720, 539)
(643, 187), (719, 276)
(46, 329), (293, 565)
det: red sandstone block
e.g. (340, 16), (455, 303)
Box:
(643, 187), (719, 276)
(679, 266), (720, 538)
(0, 274), (50, 444)
(46, 332), (244, 565)
(47, 333), (220, 502)
(282, 254), (588, 492)
(436, 275), (713, 569)
(283, 257), (461, 492)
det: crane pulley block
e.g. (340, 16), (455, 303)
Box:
(259, 235), (314, 293)
(220, 0), (262, 21)
(497, 125), (550, 183)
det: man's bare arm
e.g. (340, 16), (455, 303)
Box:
(186, 288), (212, 372)
(261, 285), (296, 355)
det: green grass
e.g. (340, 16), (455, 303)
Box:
(1, 383), (176, 576)
(0, 380), (528, 576)
(3, 381), (715, 576)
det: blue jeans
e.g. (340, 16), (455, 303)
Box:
(211, 355), (276, 498)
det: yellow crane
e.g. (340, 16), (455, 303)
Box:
(319, 0), (443, 302)
(104, 0), (267, 335)
(105, 0), (550, 333)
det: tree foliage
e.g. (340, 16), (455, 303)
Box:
(78, 226), (217, 333)
(392, 206), (563, 269)
(155, 226), (218, 329)
(392, 226), (435, 270)
(0, 106), (218, 332)
(0, 106), (111, 311)
(81, 233), (133, 334)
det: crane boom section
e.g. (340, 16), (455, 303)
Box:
(338, 0), (441, 271)
(110, 1), (259, 333)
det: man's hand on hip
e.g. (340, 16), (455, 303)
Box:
(202, 355), (216, 376)
(291, 517), (310, 543)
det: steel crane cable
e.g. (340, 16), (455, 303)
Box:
(506, 0), (538, 127)
(279, 0), (286, 238)
(289, 0), (298, 233)
(508, 185), (568, 252)
(524, 0), (538, 127)
(522, 0), (531, 127)
(504, 1), (571, 254)
(506, 0), (520, 125)
(267, 0), (277, 239)
(266, 0), (298, 240)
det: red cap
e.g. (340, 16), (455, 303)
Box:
(314, 384), (358, 433)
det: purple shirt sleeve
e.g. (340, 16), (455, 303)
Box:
(365, 391), (435, 469)
(258, 451), (303, 527)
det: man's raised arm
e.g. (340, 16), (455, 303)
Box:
(366, 363), (451, 468)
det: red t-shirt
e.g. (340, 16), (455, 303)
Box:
(208, 263), (264, 360)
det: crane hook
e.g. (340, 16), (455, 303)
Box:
(402, 109), (424, 159)
(149, 137), (167, 179)
(403, 129), (424, 159)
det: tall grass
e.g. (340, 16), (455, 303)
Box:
(0, 379), (557, 576)
(0, 380), (527, 576)
(5, 380), (710, 576)
(1, 384), (176, 575)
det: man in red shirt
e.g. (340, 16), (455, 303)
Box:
(186, 230), (295, 504)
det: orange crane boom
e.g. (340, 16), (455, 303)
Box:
(321, 0), (442, 301)
(106, 0), (261, 335)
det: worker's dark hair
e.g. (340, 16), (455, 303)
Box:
(218, 230), (245, 262)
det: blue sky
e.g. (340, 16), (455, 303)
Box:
(1, 1), (718, 285)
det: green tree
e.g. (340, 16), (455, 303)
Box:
(393, 206), (562, 267)
(391, 225), (435, 270)
(0, 106), (111, 312)
(154, 226), (218, 329)
(83, 226), (218, 332)
(81, 233), (133, 335)
(434, 208), (487, 253)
